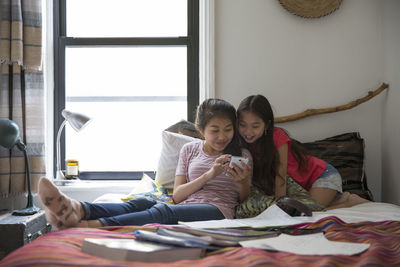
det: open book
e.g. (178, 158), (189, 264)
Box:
(82, 238), (204, 262)
(239, 232), (370, 255)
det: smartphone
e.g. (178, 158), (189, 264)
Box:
(229, 156), (249, 169)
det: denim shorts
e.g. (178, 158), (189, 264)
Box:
(311, 163), (343, 193)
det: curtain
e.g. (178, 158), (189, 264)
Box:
(0, 0), (45, 197)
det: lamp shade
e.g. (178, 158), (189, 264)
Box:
(0, 119), (21, 149)
(61, 110), (91, 132)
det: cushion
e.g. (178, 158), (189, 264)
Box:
(301, 132), (373, 201)
(236, 176), (325, 218)
(165, 120), (203, 139)
(155, 131), (199, 189)
(122, 173), (174, 204)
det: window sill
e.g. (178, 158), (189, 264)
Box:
(54, 179), (139, 203)
(53, 179), (139, 188)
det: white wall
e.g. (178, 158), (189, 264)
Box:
(382, 0), (400, 204)
(214, 0), (387, 201)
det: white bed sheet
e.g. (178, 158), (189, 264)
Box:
(310, 201), (400, 223)
(94, 193), (400, 224)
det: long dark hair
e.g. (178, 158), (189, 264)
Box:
(195, 98), (242, 156)
(237, 95), (309, 195)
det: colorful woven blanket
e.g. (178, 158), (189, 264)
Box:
(1, 217), (399, 267)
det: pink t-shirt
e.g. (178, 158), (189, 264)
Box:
(175, 140), (252, 219)
(273, 128), (326, 190)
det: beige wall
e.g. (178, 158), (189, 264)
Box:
(214, 0), (389, 201)
(382, 0), (400, 204)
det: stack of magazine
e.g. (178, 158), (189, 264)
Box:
(81, 226), (278, 262)
(155, 226), (279, 247)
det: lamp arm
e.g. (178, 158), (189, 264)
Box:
(20, 143), (34, 208)
(56, 120), (67, 179)
(13, 138), (40, 215)
(0, 119), (41, 215)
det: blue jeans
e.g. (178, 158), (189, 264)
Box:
(81, 197), (225, 226)
(312, 163), (343, 193)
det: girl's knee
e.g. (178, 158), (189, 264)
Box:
(149, 203), (176, 224)
(127, 197), (157, 209)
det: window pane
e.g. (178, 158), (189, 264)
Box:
(66, 47), (187, 97)
(65, 101), (186, 172)
(64, 46), (187, 172)
(66, 0), (187, 37)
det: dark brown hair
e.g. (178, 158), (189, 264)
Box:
(237, 95), (309, 195)
(195, 98), (242, 156)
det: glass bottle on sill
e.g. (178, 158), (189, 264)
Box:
(65, 159), (79, 179)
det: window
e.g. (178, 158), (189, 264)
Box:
(54, 0), (199, 179)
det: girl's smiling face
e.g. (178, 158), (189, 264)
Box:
(238, 111), (267, 144)
(201, 116), (234, 156)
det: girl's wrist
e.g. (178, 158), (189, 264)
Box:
(239, 176), (251, 185)
(206, 168), (216, 179)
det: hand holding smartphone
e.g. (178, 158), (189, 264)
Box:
(229, 156), (249, 169)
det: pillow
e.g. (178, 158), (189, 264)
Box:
(236, 176), (325, 218)
(155, 131), (199, 189)
(301, 132), (373, 201)
(122, 173), (173, 204)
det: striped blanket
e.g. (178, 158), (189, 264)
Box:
(1, 217), (399, 267)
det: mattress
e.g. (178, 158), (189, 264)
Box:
(1, 201), (399, 267)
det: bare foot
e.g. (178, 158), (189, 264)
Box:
(38, 177), (85, 229)
(330, 191), (351, 206)
(347, 193), (370, 206)
(326, 192), (370, 210)
(43, 207), (68, 230)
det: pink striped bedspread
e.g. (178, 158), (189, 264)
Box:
(1, 216), (399, 267)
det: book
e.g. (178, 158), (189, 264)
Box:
(156, 227), (235, 247)
(135, 229), (224, 250)
(81, 238), (204, 262)
(166, 227), (279, 242)
(134, 230), (211, 247)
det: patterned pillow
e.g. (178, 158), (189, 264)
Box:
(301, 132), (373, 201)
(236, 176), (324, 219)
(165, 120), (203, 139)
(122, 174), (174, 204)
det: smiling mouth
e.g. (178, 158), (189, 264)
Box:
(244, 136), (255, 142)
(216, 142), (227, 147)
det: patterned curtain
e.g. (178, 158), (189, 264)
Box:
(0, 0), (45, 197)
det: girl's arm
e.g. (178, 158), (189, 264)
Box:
(275, 143), (288, 197)
(238, 174), (251, 201)
(227, 163), (251, 201)
(172, 171), (214, 204)
(173, 154), (230, 204)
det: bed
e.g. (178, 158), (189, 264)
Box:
(1, 201), (400, 267)
(1, 128), (398, 266)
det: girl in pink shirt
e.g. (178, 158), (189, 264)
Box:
(38, 99), (252, 229)
(174, 99), (253, 219)
(237, 95), (368, 209)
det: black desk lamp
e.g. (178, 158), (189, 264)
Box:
(0, 119), (40, 216)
